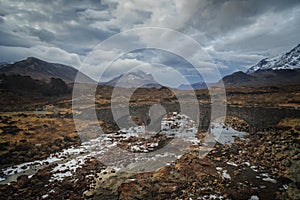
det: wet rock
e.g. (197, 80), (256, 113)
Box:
(281, 159), (292, 167)
(275, 153), (285, 161)
(50, 145), (60, 152)
(158, 184), (178, 193)
(285, 160), (300, 184)
(118, 182), (143, 199)
(214, 157), (221, 161)
(16, 175), (29, 189)
(84, 190), (94, 198)
(295, 126), (300, 131)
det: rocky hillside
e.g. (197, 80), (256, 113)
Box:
(0, 57), (93, 83)
(220, 69), (300, 87)
(247, 44), (300, 74)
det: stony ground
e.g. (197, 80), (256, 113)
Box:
(93, 123), (300, 200)
(0, 117), (299, 199)
(0, 110), (80, 168)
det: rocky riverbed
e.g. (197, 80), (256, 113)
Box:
(0, 113), (299, 199)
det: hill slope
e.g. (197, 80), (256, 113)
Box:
(221, 69), (300, 87)
(0, 57), (92, 83)
(247, 44), (300, 74)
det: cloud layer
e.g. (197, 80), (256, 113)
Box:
(0, 0), (300, 85)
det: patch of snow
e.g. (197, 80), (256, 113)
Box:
(1, 145), (88, 182)
(260, 173), (268, 177)
(226, 161), (238, 167)
(242, 162), (251, 166)
(262, 177), (277, 184)
(260, 173), (277, 183)
(216, 167), (231, 180)
(216, 167), (223, 171)
(202, 194), (224, 199)
(113, 167), (121, 172)
(222, 170), (231, 180)
(249, 195), (259, 200)
(49, 189), (55, 193)
(149, 142), (158, 148)
(50, 154), (87, 182)
(250, 166), (258, 172)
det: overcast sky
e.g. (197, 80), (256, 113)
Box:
(0, 0), (300, 86)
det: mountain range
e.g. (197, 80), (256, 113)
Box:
(0, 43), (300, 89)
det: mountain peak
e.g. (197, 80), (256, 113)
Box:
(247, 43), (300, 74)
(126, 70), (154, 80)
(26, 57), (41, 61)
(102, 70), (161, 88)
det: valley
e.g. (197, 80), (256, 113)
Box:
(0, 82), (299, 199)
(0, 44), (300, 199)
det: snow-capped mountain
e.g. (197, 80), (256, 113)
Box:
(102, 70), (162, 88)
(247, 44), (300, 74)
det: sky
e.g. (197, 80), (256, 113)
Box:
(0, 0), (300, 86)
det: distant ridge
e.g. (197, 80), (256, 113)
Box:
(2, 43), (300, 89)
(177, 82), (208, 90)
(0, 57), (93, 83)
(215, 68), (300, 87)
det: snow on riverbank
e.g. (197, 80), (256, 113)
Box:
(0, 112), (249, 184)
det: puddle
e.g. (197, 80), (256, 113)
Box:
(211, 122), (249, 144)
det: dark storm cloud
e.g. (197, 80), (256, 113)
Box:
(0, 0), (116, 66)
(0, 16), (4, 23)
(0, 0), (299, 83)
(28, 28), (55, 42)
(182, 0), (300, 73)
(187, 0), (300, 37)
(0, 30), (37, 48)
